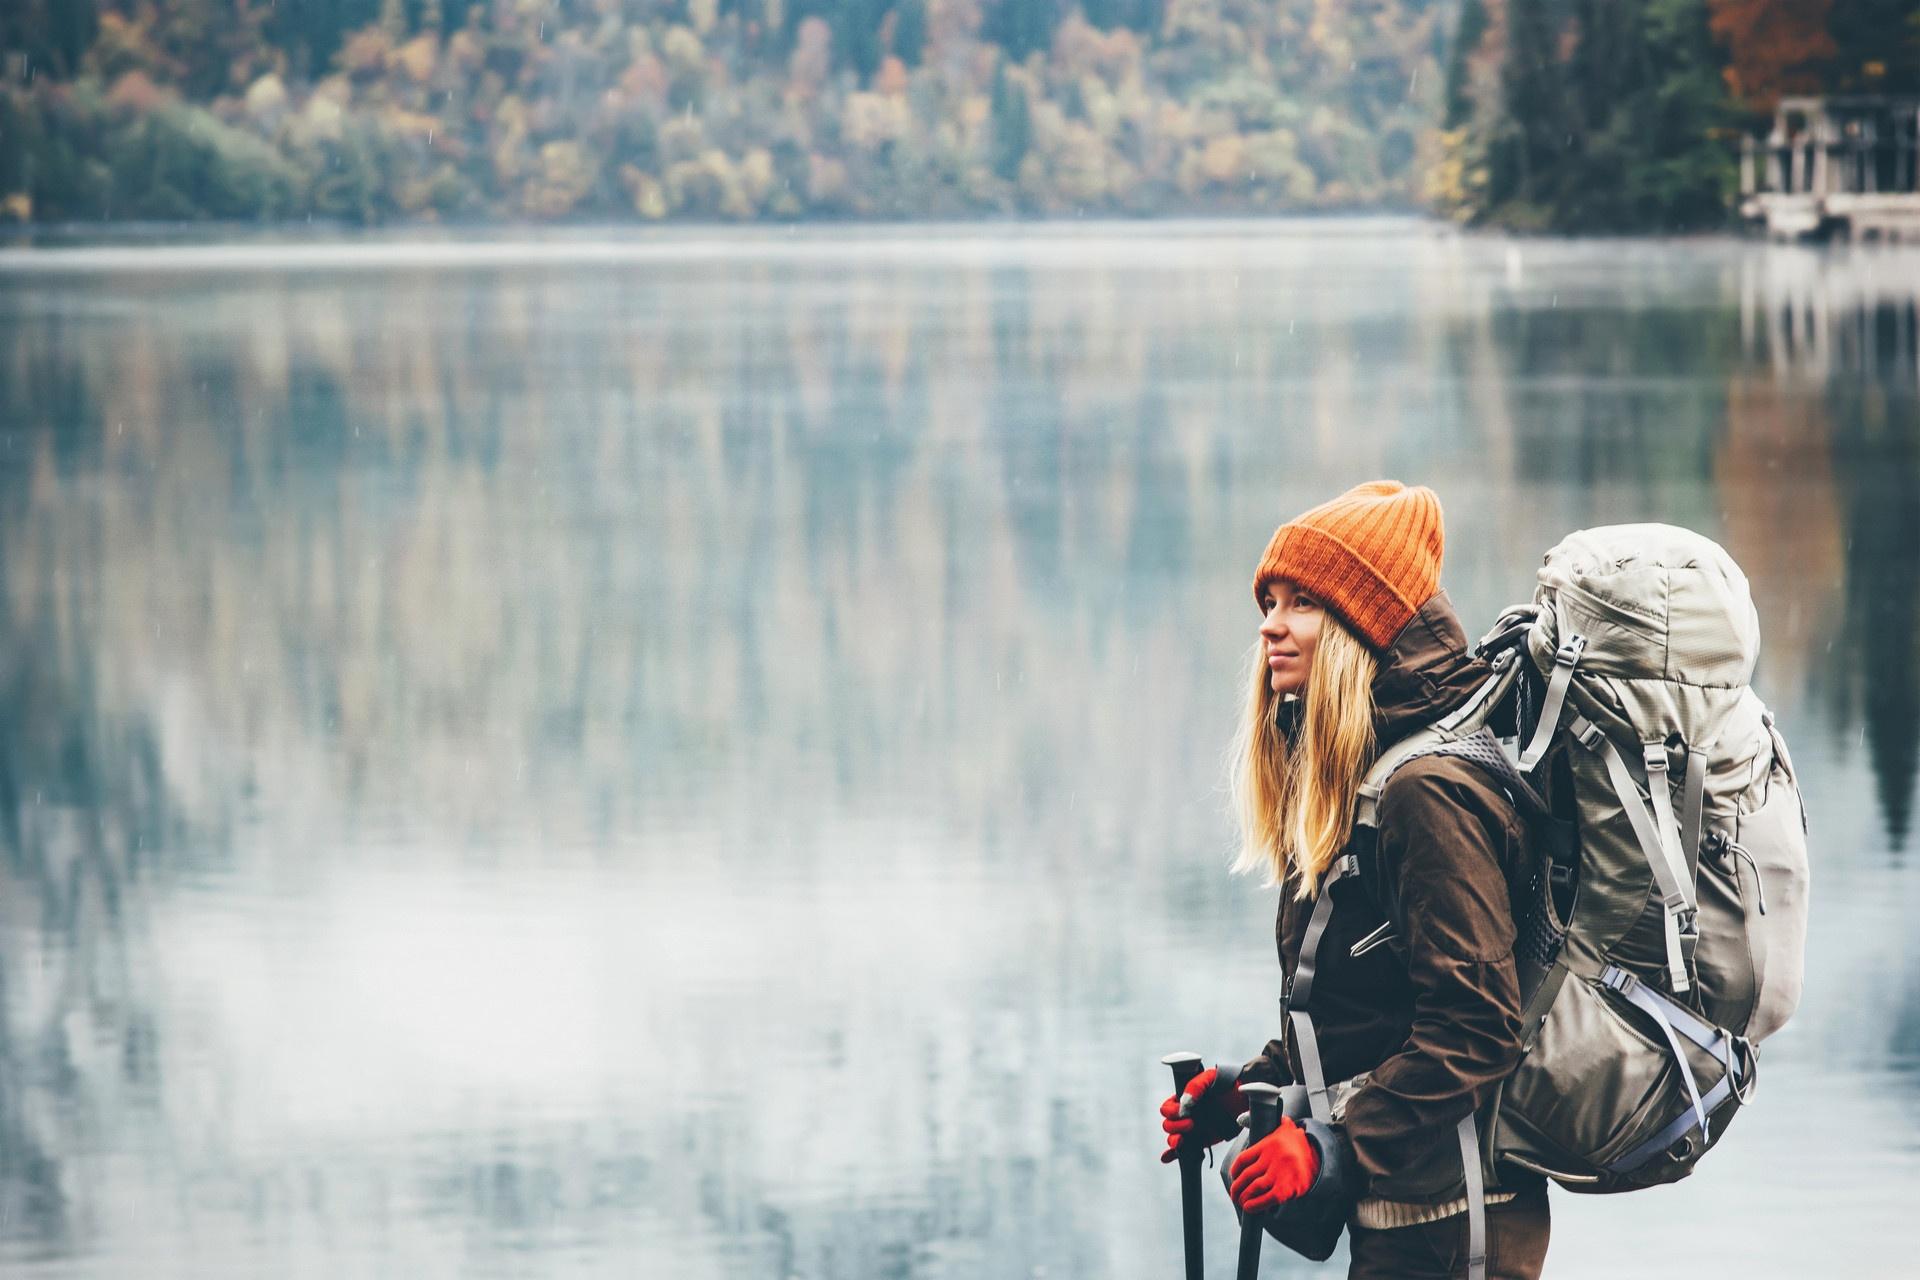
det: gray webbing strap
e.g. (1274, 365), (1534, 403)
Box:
(1681, 748), (1707, 879)
(1355, 729), (1447, 829)
(1610, 1072), (1736, 1173)
(1641, 744), (1693, 907)
(1641, 742), (1700, 989)
(1288, 857), (1350, 1011)
(1637, 989), (1708, 1141)
(1288, 1010), (1333, 1123)
(1517, 634), (1585, 772)
(1601, 966), (1731, 1057)
(1434, 660), (1515, 735)
(1601, 967), (1710, 1138)
(1457, 1114), (1487, 1280)
(1585, 724), (1694, 993)
(1603, 963), (1758, 1172)
(1518, 959), (1571, 1050)
(1287, 856), (1356, 1123)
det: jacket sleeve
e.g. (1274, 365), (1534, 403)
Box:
(1333, 758), (1528, 1202)
(1238, 1037), (1293, 1087)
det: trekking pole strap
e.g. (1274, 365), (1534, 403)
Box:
(1457, 1114), (1487, 1280)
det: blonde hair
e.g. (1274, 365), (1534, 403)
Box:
(1229, 611), (1380, 899)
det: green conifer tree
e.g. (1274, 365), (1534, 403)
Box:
(990, 60), (1031, 180)
(892, 0), (927, 66)
(1443, 0), (1488, 128)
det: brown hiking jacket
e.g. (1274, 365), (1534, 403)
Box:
(1240, 590), (1531, 1206)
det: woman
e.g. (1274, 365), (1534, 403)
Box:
(1158, 480), (1550, 1279)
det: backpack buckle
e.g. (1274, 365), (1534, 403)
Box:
(1677, 911), (1700, 974)
(1553, 635), (1587, 668)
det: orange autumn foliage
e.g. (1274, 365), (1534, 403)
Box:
(1708, 0), (1836, 109)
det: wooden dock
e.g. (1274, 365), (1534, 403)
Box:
(1741, 96), (1920, 241)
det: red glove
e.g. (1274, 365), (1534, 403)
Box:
(1159, 1065), (1246, 1164)
(1228, 1117), (1321, 1214)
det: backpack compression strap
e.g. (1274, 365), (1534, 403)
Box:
(1500, 607), (1709, 994)
(1599, 965), (1756, 1172)
(1568, 716), (1700, 994)
(1517, 633), (1586, 772)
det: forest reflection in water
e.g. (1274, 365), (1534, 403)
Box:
(0, 225), (1916, 1277)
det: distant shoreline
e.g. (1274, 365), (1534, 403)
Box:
(0, 214), (1447, 272)
(0, 210), (1429, 245)
(0, 216), (1819, 275)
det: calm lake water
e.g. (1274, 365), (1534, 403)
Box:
(0, 221), (1916, 1278)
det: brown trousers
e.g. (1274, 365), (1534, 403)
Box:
(1345, 1184), (1550, 1280)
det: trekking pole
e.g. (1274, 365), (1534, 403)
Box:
(1236, 1083), (1284, 1280)
(1161, 1052), (1206, 1280)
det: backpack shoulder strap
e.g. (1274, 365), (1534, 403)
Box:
(1355, 650), (1528, 831)
(1349, 726), (1556, 932)
(1355, 724), (1450, 830)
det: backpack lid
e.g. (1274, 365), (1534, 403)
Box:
(1527, 524), (1761, 751)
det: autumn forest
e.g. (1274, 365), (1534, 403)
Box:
(0, 0), (1915, 232)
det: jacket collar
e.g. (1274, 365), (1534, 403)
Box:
(1368, 590), (1490, 750)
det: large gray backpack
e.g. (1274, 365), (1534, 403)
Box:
(1335, 525), (1809, 1277)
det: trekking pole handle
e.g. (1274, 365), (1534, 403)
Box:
(1162, 1051), (1204, 1098)
(1239, 1082), (1284, 1142)
(1236, 1083), (1286, 1280)
(1161, 1052), (1206, 1280)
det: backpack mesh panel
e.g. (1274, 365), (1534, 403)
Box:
(1514, 856), (1564, 977)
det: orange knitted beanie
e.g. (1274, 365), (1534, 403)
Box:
(1252, 480), (1445, 651)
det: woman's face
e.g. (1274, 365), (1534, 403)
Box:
(1258, 579), (1323, 698)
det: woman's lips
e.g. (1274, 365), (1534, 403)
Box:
(1267, 653), (1298, 668)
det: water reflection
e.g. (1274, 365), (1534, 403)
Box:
(0, 227), (1916, 1276)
